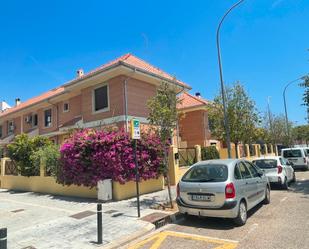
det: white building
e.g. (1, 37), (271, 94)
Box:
(0, 101), (11, 112)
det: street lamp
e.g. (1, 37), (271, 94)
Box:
(283, 77), (303, 140)
(216, 0), (245, 158)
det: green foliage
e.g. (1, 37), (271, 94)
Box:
(292, 125), (309, 145)
(208, 82), (259, 157)
(262, 112), (292, 145)
(201, 146), (220, 160)
(7, 134), (53, 176)
(147, 82), (180, 144)
(32, 144), (60, 177)
(299, 75), (309, 117)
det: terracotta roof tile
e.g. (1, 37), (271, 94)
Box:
(75, 53), (189, 88)
(0, 53), (189, 118)
(0, 87), (65, 117)
(177, 92), (209, 110)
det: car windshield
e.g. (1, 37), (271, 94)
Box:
(283, 150), (302, 158)
(182, 164), (228, 182)
(252, 159), (277, 169)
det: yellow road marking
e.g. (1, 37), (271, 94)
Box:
(128, 230), (238, 249)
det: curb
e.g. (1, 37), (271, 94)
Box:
(101, 223), (155, 249)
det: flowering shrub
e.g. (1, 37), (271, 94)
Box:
(58, 129), (165, 187)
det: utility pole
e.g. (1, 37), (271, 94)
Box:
(216, 0), (245, 158)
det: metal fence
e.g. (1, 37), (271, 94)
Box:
(178, 148), (197, 167)
(5, 160), (18, 175)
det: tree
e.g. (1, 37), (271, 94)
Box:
(262, 112), (293, 146)
(7, 134), (53, 176)
(147, 82), (180, 208)
(292, 125), (309, 146)
(299, 75), (309, 120)
(208, 82), (259, 158)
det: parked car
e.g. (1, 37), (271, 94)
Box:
(176, 159), (270, 226)
(252, 156), (295, 189)
(281, 148), (309, 171)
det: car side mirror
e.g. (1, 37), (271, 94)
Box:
(258, 171), (263, 178)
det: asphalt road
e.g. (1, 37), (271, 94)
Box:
(125, 171), (309, 249)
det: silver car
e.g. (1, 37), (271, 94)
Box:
(177, 159), (270, 226)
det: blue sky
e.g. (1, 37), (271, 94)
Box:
(0, 0), (308, 124)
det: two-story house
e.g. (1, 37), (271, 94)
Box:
(0, 53), (191, 149)
(177, 92), (220, 148)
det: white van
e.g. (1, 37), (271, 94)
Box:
(281, 148), (309, 171)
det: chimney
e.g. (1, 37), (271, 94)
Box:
(15, 98), (21, 106)
(76, 69), (84, 78)
(195, 92), (201, 98)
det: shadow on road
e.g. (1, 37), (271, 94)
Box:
(175, 203), (263, 231)
(289, 179), (309, 196)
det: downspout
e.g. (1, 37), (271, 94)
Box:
(176, 86), (186, 147)
(47, 100), (59, 144)
(123, 68), (137, 133)
(124, 78), (129, 132)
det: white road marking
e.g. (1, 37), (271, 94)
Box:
(280, 197), (288, 202)
(1, 198), (76, 213)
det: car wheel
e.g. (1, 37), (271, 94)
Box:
(282, 177), (288, 190)
(263, 186), (270, 204)
(233, 201), (247, 226)
(291, 172), (296, 183)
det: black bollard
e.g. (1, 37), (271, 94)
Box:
(0, 228), (7, 249)
(97, 204), (103, 244)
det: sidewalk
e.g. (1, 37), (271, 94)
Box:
(0, 186), (177, 249)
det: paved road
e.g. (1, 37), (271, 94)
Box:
(125, 171), (309, 249)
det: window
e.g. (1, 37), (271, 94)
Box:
(238, 162), (252, 179)
(8, 120), (14, 134)
(234, 165), (242, 180)
(253, 159), (277, 169)
(283, 149), (302, 158)
(244, 161), (259, 178)
(93, 85), (108, 112)
(182, 164), (228, 182)
(63, 102), (69, 112)
(32, 114), (38, 127)
(44, 109), (52, 127)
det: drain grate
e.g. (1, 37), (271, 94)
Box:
(112, 212), (124, 217)
(70, 210), (96, 220)
(11, 209), (25, 213)
(104, 210), (118, 214)
(141, 212), (172, 229)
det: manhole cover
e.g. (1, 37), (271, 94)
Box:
(70, 211), (96, 219)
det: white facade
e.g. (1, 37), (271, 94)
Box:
(0, 101), (11, 111)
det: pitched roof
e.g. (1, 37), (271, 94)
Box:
(0, 87), (65, 117)
(177, 92), (209, 110)
(0, 53), (190, 118)
(72, 53), (189, 88)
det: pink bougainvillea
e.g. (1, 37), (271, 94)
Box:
(57, 129), (165, 187)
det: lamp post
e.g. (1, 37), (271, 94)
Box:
(216, 0), (245, 158)
(283, 77), (302, 140)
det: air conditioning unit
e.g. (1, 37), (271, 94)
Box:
(97, 179), (112, 201)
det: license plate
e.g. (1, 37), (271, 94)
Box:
(191, 195), (212, 201)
